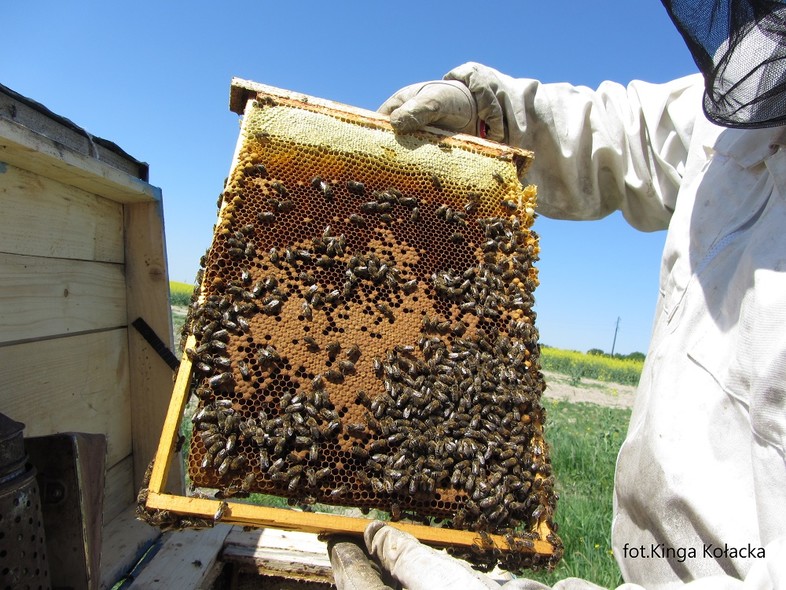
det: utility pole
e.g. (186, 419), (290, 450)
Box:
(611, 316), (621, 356)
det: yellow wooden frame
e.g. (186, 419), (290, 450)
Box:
(144, 78), (556, 560)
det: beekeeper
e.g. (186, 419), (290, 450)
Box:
(328, 1), (786, 588)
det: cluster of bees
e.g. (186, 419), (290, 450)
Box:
(179, 97), (561, 573)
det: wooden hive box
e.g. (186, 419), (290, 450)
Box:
(0, 82), (183, 588)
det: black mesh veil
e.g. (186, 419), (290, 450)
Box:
(662, 0), (786, 128)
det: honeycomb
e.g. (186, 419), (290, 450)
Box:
(182, 86), (560, 572)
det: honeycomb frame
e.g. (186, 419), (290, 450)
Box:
(143, 78), (561, 572)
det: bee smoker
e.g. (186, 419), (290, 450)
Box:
(0, 413), (50, 589)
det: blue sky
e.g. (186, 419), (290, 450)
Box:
(2, 1), (698, 355)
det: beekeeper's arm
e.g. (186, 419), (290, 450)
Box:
(328, 521), (609, 590)
(380, 62), (701, 232)
(331, 522), (786, 590)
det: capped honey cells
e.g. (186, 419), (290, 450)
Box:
(180, 87), (562, 573)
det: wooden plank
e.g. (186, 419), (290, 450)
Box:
(0, 330), (132, 467)
(100, 504), (160, 590)
(0, 116), (160, 205)
(222, 528), (333, 583)
(124, 200), (183, 493)
(103, 455), (136, 525)
(126, 524), (232, 589)
(0, 161), (124, 263)
(145, 492), (555, 556)
(0, 252), (126, 345)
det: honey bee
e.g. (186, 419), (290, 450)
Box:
(301, 300), (313, 320)
(401, 280), (418, 294)
(346, 423), (365, 436)
(375, 302), (395, 321)
(390, 503), (402, 521)
(237, 360), (251, 380)
(258, 345), (280, 366)
(372, 357), (383, 378)
(430, 174), (443, 190)
(349, 214), (366, 227)
(213, 356), (231, 370)
(328, 484), (348, 499)
(208, 372), (233, 388)
(324, 369), (344, 384)
(338, 360), (356, 375)
(303, 336), (320, 352)
(258, 211), (276, 223)
(195, 361), (213, 374)
(346, 180), (365, 195)
(270, 181), (288, 197)
(278, 199), (295, 213)
(261, 298), (282, 315)
(213, 500), (229, 521)
(345, 344), (361, 363)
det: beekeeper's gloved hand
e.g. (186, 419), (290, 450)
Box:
(378, 63), (508, 143)
(330, 521), (614, 590)
(378, 79), (479, 137)
(330, 521), (553, 590)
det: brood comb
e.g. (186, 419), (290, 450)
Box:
(144, 78), (562, 574)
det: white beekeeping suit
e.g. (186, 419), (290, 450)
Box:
(327, 63), (786, 589)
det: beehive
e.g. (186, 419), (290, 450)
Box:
(146, 79), (561, 573)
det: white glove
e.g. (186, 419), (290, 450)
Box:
(364, 521), (503, 590)
(378, 80), (480, 136)
(361, 522), (617, 590)
(329, 521), (619, 589)
(378, 63), (510, 143)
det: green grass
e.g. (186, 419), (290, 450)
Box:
(525, 399), (629, 587)
(170, 281), (195, 356)
(170, 280), (195, 307)
(540, 346), (643, 386)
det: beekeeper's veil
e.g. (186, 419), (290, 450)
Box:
(663, 0), (786, 128)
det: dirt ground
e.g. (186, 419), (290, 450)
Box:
(541, 370), (636, 409)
